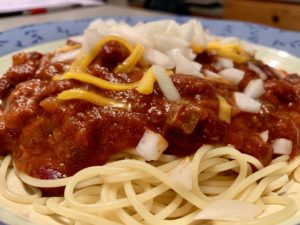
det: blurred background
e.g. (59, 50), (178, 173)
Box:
(128, 0), (300, 31)
(1, 0), (300, 31)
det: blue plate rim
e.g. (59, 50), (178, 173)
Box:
(0, 15), (300, 57)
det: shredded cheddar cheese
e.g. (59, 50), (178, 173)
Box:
(113, 43), (144, 74)
(136, 68), (156, 95)
(63, 72), (139, 91)
(217, 95), (231, 123)
(69, 50), (84, 72)
(52, 75), (64, 81)
(58, 89), (129, 109)
(80, 36), (134, 72)
(207, 42), (250, 63)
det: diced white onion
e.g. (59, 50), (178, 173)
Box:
(216, 57), (234, 69)
(175, 51), (202, 77)
(195, 200), (263, 222)
(181, 20), (194, 42)
(234, 92), (261, 113)
(179, 48), (196, 61)
(272, 138), (293, 155)
(165, 21), (181, 36)
(144, 48), (174, 69)
(248, 62), (267, 80)
(136, 20), (174, 37)
(83, 28), (101, 54)
(51, 49), (81, 63)
(204, 69), (221, 78)
(244, 79), (265, 99)
(219, 68), (244, 85)
(169, 158), (193, 190)
(136, 129), (168, 161)
(153, 34), (189, 52)
(260, 130), (269, 143)
(192, 20), (207, 49)
(151, 65), (180, 101)
(118, 23), (152, 47)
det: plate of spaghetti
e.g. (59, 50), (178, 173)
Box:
(0, 17), (300, 225)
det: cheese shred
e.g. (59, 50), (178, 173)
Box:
(136, 68), (156, 95)
(114, 43), (144, 74)
(207, 42), (250, 63)
(217, 95), (231, 123)
(80, 36), (134, 72)
(63, 72), (139, 91)
(57, 89), (129, 109)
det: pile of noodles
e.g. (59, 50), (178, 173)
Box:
(1, 145), (300, 225)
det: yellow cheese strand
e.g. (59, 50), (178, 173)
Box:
(136, 68), (156, 95)
(114, 43), (144, 74)
(80, 36), (133, 72)
(217, 95), (231, 123)
(58, 89), (129, 110)
(207, 42), (250, 63)
(69, 50), (84, 72)
(63, 72), (139, 91)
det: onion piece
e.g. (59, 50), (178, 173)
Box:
(169, 158), (193, 190)
(165, 20), (181, 36)
(51, 49), (81, 63)
(191, 20), (207, 53)
(152, 65), (180, 101)
(219, 68), (244, 85)
(260, 130), (269, 143)
(216, 57), (234, 69)
(82, 28), (101, 55)
(136, 129), (168, 161)
(175, 51), (202, 77)
(154, 34), (189, 52)
(234, 92), (261, 113)
(272, 138), (293, 155)
(144, 48), (174, 69)
(248, 62), (267, 80)
(204, 69), (221, 78)
(181, 20), (194, 42)
(244, 79), (265, 99)
(195, 200), (263, 222)
(179, 48), (197, 61)
(136, 20), (174, 37)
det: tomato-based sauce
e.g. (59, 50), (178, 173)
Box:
(0, 42), (299, 192)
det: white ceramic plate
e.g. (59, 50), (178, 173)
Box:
(0, 40), (300, 225)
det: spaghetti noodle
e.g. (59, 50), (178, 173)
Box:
(1, 146), (300, 224)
